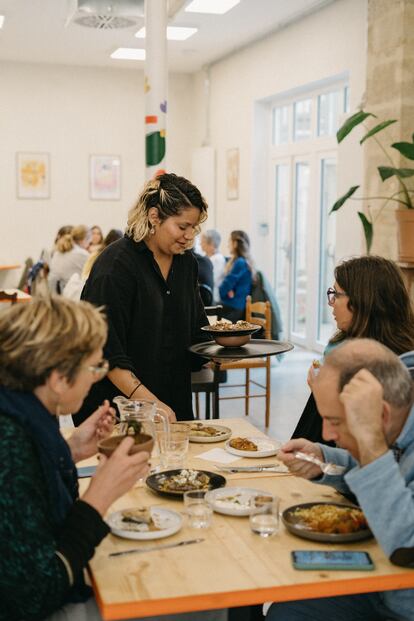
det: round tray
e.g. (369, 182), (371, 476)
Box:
(189, 339), (294, 360)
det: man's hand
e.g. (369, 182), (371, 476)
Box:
(339, 369), (388, 466)
(277, 438), (324, 480)
(67, 401), (114, 463)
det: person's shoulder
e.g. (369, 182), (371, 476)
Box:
(0, 414), (35, 462)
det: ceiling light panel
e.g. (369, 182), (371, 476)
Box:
(111, 47), (146, 60)
(135, 26), (198, 40)
(185, 0), (240, 14)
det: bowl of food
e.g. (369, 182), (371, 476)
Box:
(97, 433), (154, 458)
(201, 320), (261, 347)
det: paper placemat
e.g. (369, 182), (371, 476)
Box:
(195, 448), (239, 464)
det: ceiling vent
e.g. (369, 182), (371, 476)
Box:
(66, 0), (145, 30)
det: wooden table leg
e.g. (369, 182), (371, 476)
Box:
(212, 361), (220, 419)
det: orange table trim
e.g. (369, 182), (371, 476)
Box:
(91, 569), (414, 620)
(0, 264), (21, 271)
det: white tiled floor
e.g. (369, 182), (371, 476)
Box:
(194, 346), (316, 443)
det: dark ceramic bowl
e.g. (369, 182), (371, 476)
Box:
(201, 324), (261, 347)
(98, 433), (154, 458)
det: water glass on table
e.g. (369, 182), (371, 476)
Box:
(249, 494), (280, 538)
(184, 490), (213, 529)
(156, 422), (190, 469)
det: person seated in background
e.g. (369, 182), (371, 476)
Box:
(271, 339), (414, 621)
(201, 229), (226, 302)
(88, 225), (104, 254)
(192, 250), (214, 305)
(292, 255), (414, 444)
(81, 228), (124, 281)
(219, 230), (255, 322)
(0, 296), (150, 621)
(48, 225), (90, 294)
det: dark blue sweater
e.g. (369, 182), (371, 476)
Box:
(219, 257), (252, 310)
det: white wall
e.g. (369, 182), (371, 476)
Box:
(190, 0), (367, 271)
(0, 61), (194, 285)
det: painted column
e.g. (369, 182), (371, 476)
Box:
(145, 0), (167, 179)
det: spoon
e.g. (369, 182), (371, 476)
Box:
(294, 451), (346, 475)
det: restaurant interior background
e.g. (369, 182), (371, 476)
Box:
(1, 0), (410, 355)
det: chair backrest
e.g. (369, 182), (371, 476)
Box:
(199, 282), (213, 306)
(246, 295), (271, 339)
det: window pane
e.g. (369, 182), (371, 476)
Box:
(293, 162), (309, 336)
(293, 99), (312, 141)
(344, 86), (350, 113)
(274, 164), (290, 336)
(317, 158), (337, 344)
(318, 91), (341, 136)
(272, 106), (289, 145)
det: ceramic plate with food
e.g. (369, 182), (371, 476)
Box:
(224, 436), (281, 458)
(282, 502), (372, 543)
(146, 469), (226, 498)
(206, 487), (274, 517)
(189, 422), (232, 443)
(107, 506), (183, 540)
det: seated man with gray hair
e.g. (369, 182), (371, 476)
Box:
(201, 229), (226, 302)
(271, 339), (414, 621)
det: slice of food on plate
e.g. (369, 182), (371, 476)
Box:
(229, 437), (258, 451)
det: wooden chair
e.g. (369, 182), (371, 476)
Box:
(219, 296), (272, 427)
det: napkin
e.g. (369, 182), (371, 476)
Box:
(196, 448), (239, 463)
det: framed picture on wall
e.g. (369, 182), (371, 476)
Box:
(90, 155), (121, 200)
(226, 148), (239, 200)
(16, 152), (50, 199)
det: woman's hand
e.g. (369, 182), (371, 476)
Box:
(81, 437), (150, 516)
(67, 401), (114, 463)
(277, 438), (324, 480)
(227, 289), (235, 299)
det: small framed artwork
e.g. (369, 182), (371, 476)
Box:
(226, 148), (239, 200)
(90, 155), (121, 200)
(16, 152), (50, 199)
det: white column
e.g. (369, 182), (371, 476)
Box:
(145, 0), (168, 179)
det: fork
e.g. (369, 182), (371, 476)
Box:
(294, 451), (346, 475)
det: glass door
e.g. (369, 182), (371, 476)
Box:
(274, 163), (291, 338)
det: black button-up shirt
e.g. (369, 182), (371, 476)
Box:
(73, 237), (209, 424)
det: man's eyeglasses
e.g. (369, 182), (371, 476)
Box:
(83, 359), (109, 380)
(326, 287), (348, 306)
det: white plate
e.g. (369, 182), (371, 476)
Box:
(189, 424), (232, 443)
(224, 437), (281, 458)
(107, 507), (183, 540)
(206, 487), (273, 516)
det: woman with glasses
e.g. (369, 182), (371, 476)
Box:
(74, 173), (210, 425)
(0, 296), (150, 621)
(292, 255), (414, 443)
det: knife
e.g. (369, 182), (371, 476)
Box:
(216, 464), (286, 473)
(109, 538), (205, 558)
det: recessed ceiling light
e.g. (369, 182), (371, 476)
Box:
(185, 0), (240, 14)
(135, 26), (197, 41)
(110, 48), (146, 61)
(0, 15), (5, 29)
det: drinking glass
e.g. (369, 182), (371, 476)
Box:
(184, 490), (213, 529)
(249, 495), (279, 537)
(156, 422), (190, 470)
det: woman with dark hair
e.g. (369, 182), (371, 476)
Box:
(74, 173), (210, 425)
(219, 230), (256, 322)
(292, 255), (414, 443)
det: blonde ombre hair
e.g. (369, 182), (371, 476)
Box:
(126, 173), (208, 243)
(0, 296), (107, 391)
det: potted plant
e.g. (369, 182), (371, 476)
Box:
(330, 110), (414, 260)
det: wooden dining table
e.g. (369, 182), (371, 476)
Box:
(77, 418), (414, 621)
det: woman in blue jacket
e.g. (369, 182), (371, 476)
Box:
(219, 230), (255, 322)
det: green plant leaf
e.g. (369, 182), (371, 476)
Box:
(336, 111), (376, 143)
(391, 141), (414, 160)
(360, 120), (397, 144)
(378, 166), (414, 181)
(358, 212), (373, 254)
(329, 186), (360, 213)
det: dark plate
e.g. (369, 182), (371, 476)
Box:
(146, 469), (226, 499)
(201, 325), (261, 337)
(282, 502), (373, 543)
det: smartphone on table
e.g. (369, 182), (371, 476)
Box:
(291, 550), (375, 571)
(76, 465), (97, 479)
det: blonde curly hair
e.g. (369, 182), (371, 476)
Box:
(126, 173), (208, 243)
